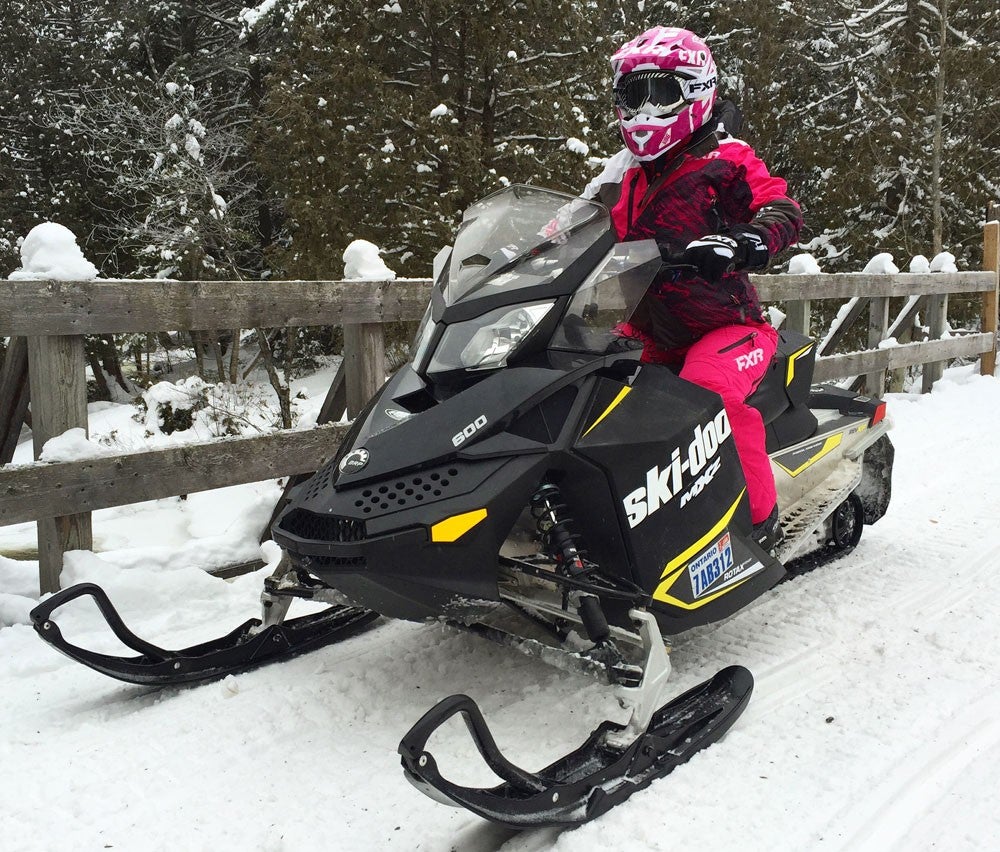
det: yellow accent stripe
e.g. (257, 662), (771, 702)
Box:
(431, 508), (488, 543)
(775, 433), (843, 477)
(652, 490), (746, 608)
(786, 344), (815, 386)
(581, 386), (632, 437)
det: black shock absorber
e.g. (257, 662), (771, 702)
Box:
(530, 484), (611, 646)
(531, 484), (585, 574)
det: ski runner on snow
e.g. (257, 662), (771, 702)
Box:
(582, 26), (803, 551)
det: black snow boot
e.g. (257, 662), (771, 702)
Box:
(752, 505), (784, 553)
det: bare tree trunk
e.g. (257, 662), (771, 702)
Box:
(191, 330), (207, 379)
(209, 335), (226, 383)
(254, 327), (292, 428)
(931, 0), (948, 255)
(228, 330), (240, 384)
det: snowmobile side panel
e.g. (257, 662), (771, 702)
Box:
(746, 331), (816, 421)
(574, 365), (783, 632)
(399, 664), (753, 829)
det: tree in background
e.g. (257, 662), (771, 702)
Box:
(2, 0), (998, 345)
(790, 0), (1000, 268)
(252, 0), (622, 279)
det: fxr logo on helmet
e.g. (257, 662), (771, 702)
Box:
(616, 45), (709, 65)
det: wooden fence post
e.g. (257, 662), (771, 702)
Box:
(343, 323), (386, 419)
(922, 292), (949, 392)
(784, 299), (811, 338)
(26, 334), (92, 594)
(982, 205), (1000, 377)
(866, 297), (890, 397)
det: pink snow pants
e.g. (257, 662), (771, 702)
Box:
(678, 323), (779, 524)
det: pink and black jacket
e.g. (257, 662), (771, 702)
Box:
(582, 121), (803, 360)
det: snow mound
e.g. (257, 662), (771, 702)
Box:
(930, 251), (957, 273)
(8, 222), (98, 280)
(909, 255), (930, 273)
(787, 253), (821, 274)
(343, 240), (396, 280)
(38, 428), (114, 463)
(862, 253), (898, 274)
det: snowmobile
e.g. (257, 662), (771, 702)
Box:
(30, 185), (893, 829)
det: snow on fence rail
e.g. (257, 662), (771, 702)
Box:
(1, 238), (998, 593)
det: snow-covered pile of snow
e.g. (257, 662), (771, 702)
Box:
(862, 252), (899, 275)
(8, 222), (98, 280)
(343, 239), (396, 280)
(930, 251), (957, 273)
(787, 253), (821, 274)
(38, 428), (115, 463)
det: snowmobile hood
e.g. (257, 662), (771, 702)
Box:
(333, 355), (635, 489)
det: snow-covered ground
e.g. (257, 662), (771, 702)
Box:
(2, 363), (1000, 851)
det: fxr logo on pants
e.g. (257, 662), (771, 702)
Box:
(736, 348), (765, 371)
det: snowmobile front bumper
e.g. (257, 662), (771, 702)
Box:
(30, 582), (378, 686)
(399, 664), (753, 828)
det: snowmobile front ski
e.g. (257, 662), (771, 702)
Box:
(399, 609), (753, 828)
(30, 581), (378, 686)
(400, 663), (752, 828)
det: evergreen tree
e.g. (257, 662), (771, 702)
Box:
(253, 0), (621, 278)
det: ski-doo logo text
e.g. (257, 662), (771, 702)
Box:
(453, 415), (488, 447)
(622, 410), (732, 529)
(735, 348), (765, 371)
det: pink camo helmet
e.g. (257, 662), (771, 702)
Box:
(611, 27), (718, 161)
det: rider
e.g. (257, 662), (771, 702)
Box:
(582, 26), (803, 551)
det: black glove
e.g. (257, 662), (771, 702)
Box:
(682, 229), (770, 282)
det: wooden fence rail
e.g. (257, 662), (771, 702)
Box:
(2, 246), (998, 593)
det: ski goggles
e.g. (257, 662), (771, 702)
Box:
(613, 72), (688, 118)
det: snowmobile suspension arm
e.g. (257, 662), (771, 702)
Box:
(500, 556), (650, 605)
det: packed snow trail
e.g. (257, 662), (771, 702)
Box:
(2, 366), (1000, 851)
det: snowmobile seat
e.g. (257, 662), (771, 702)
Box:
(746, 329), (819, 453)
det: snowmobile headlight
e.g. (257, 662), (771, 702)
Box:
(428, 300), (556, 374)
(459, 302), (555, 369)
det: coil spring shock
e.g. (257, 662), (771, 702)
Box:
(530, 484), (610, 645)
(530, 484), (585, 576)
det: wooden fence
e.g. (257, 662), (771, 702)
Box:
(1, 221), (998, 594)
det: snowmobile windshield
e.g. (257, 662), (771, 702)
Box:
(438, 185), (610, 307)
(550, 241), (661, 355)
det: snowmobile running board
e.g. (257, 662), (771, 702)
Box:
(399, 664), (753, 829)
(29, 582), (379, 686)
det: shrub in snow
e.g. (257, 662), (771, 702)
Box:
(134, 377), (281, 438)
